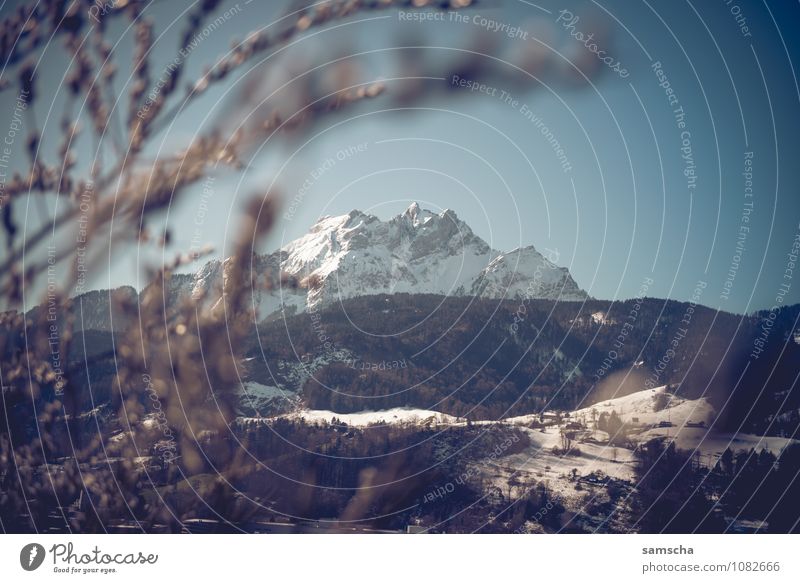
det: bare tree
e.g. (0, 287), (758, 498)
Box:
(1, 0), (559, 533)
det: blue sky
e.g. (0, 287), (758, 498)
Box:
(3, 0), (799, 314)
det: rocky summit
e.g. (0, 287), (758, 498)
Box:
(178, 203), (587, 320)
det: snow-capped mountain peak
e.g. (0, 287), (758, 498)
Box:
(402, 201), (437, 227)
(181, 203), (587, 318)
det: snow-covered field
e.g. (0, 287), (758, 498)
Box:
(286, 407), (458, 426)
(504, 386), (713, 428)
(255, 386), (798, 504)
(466, 387), (797, 507)
(272, 387), (797, 457)
(574, 386), (715, 427)
(490, 426), (637, 504)
(638, 427), (798, 458)
(235, 385), (800, 529)
(570, 387), (792, 458)
(235, 381), (299, 416)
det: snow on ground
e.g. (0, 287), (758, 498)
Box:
(288, 407), (458, 426)
(573, 386), (714, 427)
(473, 388), (796, 508)
(251, 387), (797, 500)
(239, 382), (289, 402)
(486, 426), (636, 504)
(569, 387), (795, 457)
(235, 381), (299, 416)
(637, 427), (798, 458)
(505, 386), (713, 431)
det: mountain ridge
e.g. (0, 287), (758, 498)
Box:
(178, 202), (588, 321)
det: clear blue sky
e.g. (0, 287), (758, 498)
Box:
(4, 0), (799, 314)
